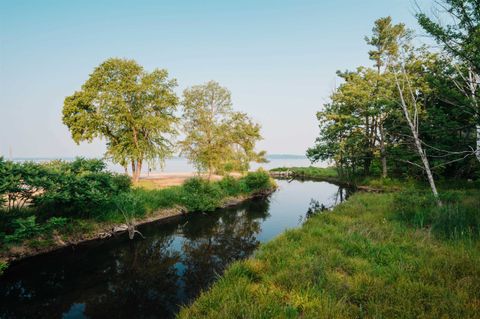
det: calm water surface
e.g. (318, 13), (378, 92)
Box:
(0, 179), (349, 319)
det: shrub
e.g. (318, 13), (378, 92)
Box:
(243, 170), (272, 192)
(218, 175), (246, 196)
(4, 216), (42, 243)
(180, 177), (223, 212)
(34, 159), (131, 217)
(2, 216), (70, 244)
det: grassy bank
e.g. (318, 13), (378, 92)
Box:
(269, 167), (342, 184)
(0, 167), (275, 264)
(270, 166), (424, 192)
(179, 189), (480, 318)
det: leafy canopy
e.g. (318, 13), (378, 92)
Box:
(180, 81), (266, 175)
(62, 58), (179, 179)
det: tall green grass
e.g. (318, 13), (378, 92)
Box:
(178, 191), (480, 318)
(393, 189), (480, 240)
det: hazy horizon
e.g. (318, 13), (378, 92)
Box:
(1, 0), (431, 158)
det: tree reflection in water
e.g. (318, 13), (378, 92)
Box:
(0, 198), (271, 319)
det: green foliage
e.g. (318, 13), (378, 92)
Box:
(417, 0), (480, 74)
(4, 216), (41, 243)
(3, 216), (68, 244)
(180, 177), (224, 212)
(179, 192), (480, 318)
(307, 15), (479, 183)
(112, 192), (147, 222)
(34, 158), (132, 217)
(180, 81), (266, 176)
(218, 175), (247, 196)
(62, 58), (179, 181)
(0, 261), (7, 275)
(0, 157), (132, 216)
(243, 170), (272, 192)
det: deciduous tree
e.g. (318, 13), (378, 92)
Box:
(62, 58), (179, 182)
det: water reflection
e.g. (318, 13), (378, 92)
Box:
(0, 180), (348, 319)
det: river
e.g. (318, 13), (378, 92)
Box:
(0, 179), (350, 319)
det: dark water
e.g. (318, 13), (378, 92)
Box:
(0, 179), (350, 319)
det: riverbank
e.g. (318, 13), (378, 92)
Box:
(179, 189), (480, 318)
(0, 171), (276, 270)
(270, 166), (407, 192)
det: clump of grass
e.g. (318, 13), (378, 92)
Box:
(393, 189), (480, 240)
(178, 192), (480, 318)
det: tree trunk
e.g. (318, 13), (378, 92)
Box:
(395, 73), (441, 205)
(379, 122), (388, 178)
(476, 124), (480, 162)
(131, 161), (137, 182)
(134, 159), (142, 183)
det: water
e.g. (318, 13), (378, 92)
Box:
(11, 155), (325, 174)
(0, 179), (349, 319)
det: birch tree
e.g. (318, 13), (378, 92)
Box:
(390, 42), (442, 204)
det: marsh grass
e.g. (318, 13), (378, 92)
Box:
(178, 191), (480, 318)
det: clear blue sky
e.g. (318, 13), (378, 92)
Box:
(0, 0), (431, 158)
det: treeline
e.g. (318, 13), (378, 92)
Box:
(63, 60), (265, 182)
(307, 1), (480, 201)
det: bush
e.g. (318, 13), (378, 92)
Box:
(3, 216), (42, 243)
(34, 159), (132, 217)
(243, 170), (272, 192)
(218, 175), (246, 196)
(180, 177), (224, 212)
(2, 216), (69, 244)
(0, 157), (132, 217)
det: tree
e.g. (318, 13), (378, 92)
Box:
(62, 58), (179, 182)
(307, 67), (396, 178)
(365, 16), (410, 177)
(417, 0), (480, 162)
(180, 81), (266, 178)
(370, 21), (443, 203)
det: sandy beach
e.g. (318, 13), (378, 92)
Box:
(138, 172), (243, 188)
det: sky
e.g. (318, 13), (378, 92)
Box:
(0, 0), (433, 158)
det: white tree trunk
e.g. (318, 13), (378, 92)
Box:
(476, 124), (480, 162)
(394, 72), (441, 204)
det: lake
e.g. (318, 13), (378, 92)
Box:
(10, 155), (325, 174)
(0, 179), (349, 319)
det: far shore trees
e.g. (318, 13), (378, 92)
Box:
(180, 81), (266, 178)
(62, 58), (179, 182)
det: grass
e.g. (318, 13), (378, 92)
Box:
(178, 190), (480, 318)
(270, 166), (342, 185)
